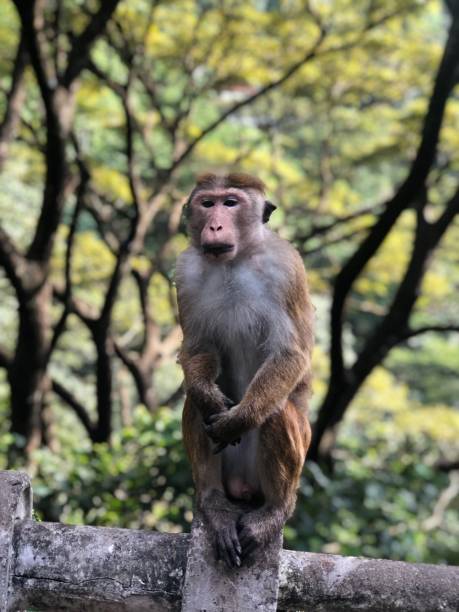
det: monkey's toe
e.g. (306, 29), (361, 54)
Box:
(215, 524), (242, 568)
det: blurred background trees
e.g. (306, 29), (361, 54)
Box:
(0, 0), (458, 564)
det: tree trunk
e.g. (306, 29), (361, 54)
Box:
(91, 324), (114, 443)
(8, 279), (51, 454)
(309, 380), (359, 463)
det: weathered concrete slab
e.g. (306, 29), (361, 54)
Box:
(11, 521), (189, 612)
(278, 549), (459, 611)
(181, 514), (282, 612)
(0, 470), (32, 612)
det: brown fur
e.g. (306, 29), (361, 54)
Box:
(195, 172), (266, 193)
(177, 173), (313, 568)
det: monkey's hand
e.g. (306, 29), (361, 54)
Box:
(189, 383), (234, 422)
(203, 407), (244, 453)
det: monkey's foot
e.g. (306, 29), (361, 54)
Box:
(236, 514), (265, 558)
(215, 519), (242, 568)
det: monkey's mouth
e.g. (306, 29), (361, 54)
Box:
(202, 243), (235, 257)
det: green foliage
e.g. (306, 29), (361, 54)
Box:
(31, 406), (194, 531)
(388, 336), (459, 407)
(289, 435), (459, 565)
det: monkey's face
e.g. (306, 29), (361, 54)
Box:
(188, 188), (264, 262)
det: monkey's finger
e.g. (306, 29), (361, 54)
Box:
(217, 532), (234, 568)
(216, 536), (229, 567)
(223, 530), (241, 568)
(229, 523), (242, 558)
(213, 441), (228, 454)
(205, 413), (222, 425)
(202, 423), (218, 439)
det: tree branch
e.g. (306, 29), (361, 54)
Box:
(328, 13), (459, 384)
(311, 182), (459, 460)
(168, 28), (327, 173)
(0, 226), (26, 295)
(13, 0), (55, 112)
(400, 324), (459, 341)
(0, 344), (12, 369)
(62, 0), (121, 87)
(297, 204), (383, 243)
(0, 30), (28, 170)
(300, 226), (371, 257)
(47, 159), (90, 361)
(432, 185), (459, 235)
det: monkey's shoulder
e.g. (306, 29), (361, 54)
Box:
(259, 233), (308, 289)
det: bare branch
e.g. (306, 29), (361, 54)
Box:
(52, 286), (98, 325)
(300, 226), (371, 257)
(432, 185), (459, 235)
(123, 82), (144, 214)
(297, 204), (382, 243)
(84, 192), (121, 254)
(51, 379), (94, 438)
(162, 383), (184, 407)
(86, 60), (126, 97)
(423, 472), (459, 531)
(400, 324), (459, 341)
(0, 226), (26, 295)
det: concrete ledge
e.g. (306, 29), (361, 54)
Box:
(278, 549), (459, 611)
(181, 514), (282, 611)
(0, 470), (32, 612)
(1, 471), (458, 611)
(6, 519), (459, 611)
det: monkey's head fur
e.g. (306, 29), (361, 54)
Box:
(185, 172), (276, 263)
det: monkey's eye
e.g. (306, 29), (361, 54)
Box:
(201, 200), (214, 208)
(224, 198), (238, 207)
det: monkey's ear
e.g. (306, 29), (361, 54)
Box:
(183, 199), (191, 219)
(263, 200), (277, 223)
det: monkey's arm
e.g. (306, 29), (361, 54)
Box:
(204, 346), (310, 446)
(180, 348), (234, 420)
(242, 346), (310, 420)
(239, 258), (314, 425)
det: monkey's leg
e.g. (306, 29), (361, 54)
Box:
(237, 401), (311, 558)
(183, 396), (243, 568)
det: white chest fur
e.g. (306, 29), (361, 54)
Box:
(177, 248), (294, 399)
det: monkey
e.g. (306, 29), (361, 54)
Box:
(176, 172), (313, 569)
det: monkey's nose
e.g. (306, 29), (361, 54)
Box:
(209, 224), (223, 232)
